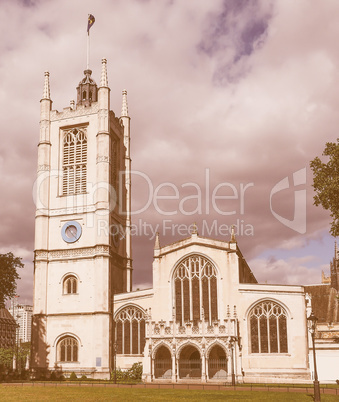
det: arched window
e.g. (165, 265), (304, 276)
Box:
(249, 300), (288, 354)
(63, 128), (87, 195)
(115, 306), (146, 355)
(57, 336), (78, 362)
(173, 255), (218, 326)
(63, 275), (77, 294)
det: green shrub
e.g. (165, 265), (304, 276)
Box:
(129, 362), (142, 380)
(111, 362), (142, 382)
(69, 371), (77, 381)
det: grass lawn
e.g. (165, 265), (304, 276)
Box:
(1, 386), (339, 401)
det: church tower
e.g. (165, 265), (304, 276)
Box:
(330, 240), (339, 291)
(32, 59), (132, 379)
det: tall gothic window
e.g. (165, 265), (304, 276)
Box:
(57, 336), (78, 362)
(173, 255), (218, 326)
(115, 306), (146, 355)
(63, 275), (77, 294)
(63, 128), (87, 195)
(249, 301), (288, 354)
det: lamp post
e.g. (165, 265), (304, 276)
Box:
(16, 314), (21, 373)
(230, 336), (236, 386)
(307, 311), (321, 402)
(113, 342), (117, 384)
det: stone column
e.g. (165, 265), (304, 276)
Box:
(151, 357), (155, 382)
(201, 351), (207, 383)
(171, 353), (176, 383)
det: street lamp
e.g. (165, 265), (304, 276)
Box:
(113, 342), (117, 384)
(15, 314), (21, 373)
(230, 336), (236, 386)
(307, 311), (321, 402)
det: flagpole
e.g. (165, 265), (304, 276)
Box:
(87, 28), (90, 70)
(86, 14), (95, 70)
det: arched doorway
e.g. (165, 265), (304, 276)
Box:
(154, 345), (172, 379)
(208, 344), (227, 379)
(179, 344), (201, 379)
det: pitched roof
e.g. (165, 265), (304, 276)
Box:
(305, 284), (339, 323)
(0, 308), (16, 323)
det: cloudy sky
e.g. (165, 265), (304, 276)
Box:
(1, 0), (338, 304)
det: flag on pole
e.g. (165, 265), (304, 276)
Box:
(87, 14), (95, 33)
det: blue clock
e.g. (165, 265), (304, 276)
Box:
(61, 221), (82, 243)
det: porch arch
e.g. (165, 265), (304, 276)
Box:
(154, 345), (172, 379)
(178, 343), (201, 379)
(207, 344), (227, 379)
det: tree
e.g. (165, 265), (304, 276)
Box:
(0, 253), (23, 308)
(17, 342), (30, 371)
(0, 347), (14, 369)
(310, 138), (339, 237)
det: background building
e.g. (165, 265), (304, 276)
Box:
(305, 241), (339, 383)
(10, 302), (33, 343)
(0, 308), (16, 349)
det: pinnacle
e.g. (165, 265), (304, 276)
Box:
(121, 89), (129, 117)
(154, 232), (160, 249)
(42, 71), (50, 100)
(100, 58), (108, 87)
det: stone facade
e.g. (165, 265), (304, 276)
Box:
(114, 233), (310, 383)
(32, 60), (131, 379)
(32, 58), (311, 383)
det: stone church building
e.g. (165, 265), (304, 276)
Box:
(32, 58), (311, 383)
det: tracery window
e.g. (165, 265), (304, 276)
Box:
(62, 128), (87, 195)
(115, 306), (146, 355)
(63, 275), (77, 294)
(249, 300), (288, 354)
(58, 336), (78, 362)
(173, 255), (218, 326)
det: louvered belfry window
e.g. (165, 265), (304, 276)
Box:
(63, 128), (87, 195)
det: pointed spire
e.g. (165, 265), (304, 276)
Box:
(100, 58), (108, 87)
(42, 71), (50, 100)
(121, 89), (129, 117)
(154, 232), (160, 249)
(230, 224), (236, 242)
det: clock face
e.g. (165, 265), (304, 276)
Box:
(61, 221), (82, 243)
(65, 225), (77, 240)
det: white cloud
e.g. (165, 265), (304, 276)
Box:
(250, 255), (323, 285)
